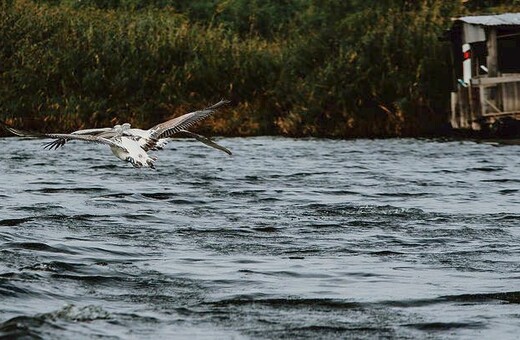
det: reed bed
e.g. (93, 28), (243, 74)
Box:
(1, 0), (517, 136)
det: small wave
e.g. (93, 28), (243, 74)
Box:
(489, 213), (520, 221)
(237, 269), (333, 279)
(468, 166), (504, 172)
(27, 181), (63, 185)
(498, 189), (518, 195)
(256, 197), (281, 203)
(370, 250), (404, 256)
(307, 203), (425, 217)
(141, 192), (175, 200)
(382, 291), (520, 308)
(68, 214), (113, 221)
(248, 325), (395, 339)
(0, 305), (111, 339)
(313, 189), (361, 195)
(0, 315), (57, 339)
(1, 242), (77, 254)
(168, 198), (209, 205)
(481, 178), (520, 183)
(0, 281), (36, 298)
(9, 154), (32, 161)
(90, 193), (148, 204)
(442, 291), (520, 304)
(50, 274), (123, 285)
(243, 175), (262, 181)
(177, 227), (253, 236)
(285, 171), (334, 178)
(284, 249), (321, 255)
(14, 205), (63, 213)
(0, 217), (33, 227)
(228, 189), (266, 197)
(25, 187), (106, 194)
(211, 297), (363, 310)
(252, 226), (280, 233)
(43, 304), (111, 322)
(120, 213), (161, 222)
(23, 261), (83, 273)
(95, 193), (133, 199)
(427, 169), (459, 174)
(403, 321), (484, 331)
(89, 164), (120, 170)
(376, 192), (431, 197)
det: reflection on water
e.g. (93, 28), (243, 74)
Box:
(0, 137), (519, 339)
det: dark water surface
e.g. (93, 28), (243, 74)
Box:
(0, 137), (519, 339)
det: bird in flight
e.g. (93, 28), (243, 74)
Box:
(1, 100), (232, 169)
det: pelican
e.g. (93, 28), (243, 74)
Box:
(2, 123), (157, 168)
(42, 100), (232, 155)
(1, 100), (231, 168)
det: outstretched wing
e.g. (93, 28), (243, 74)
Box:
(147, 99), (230, 142)
(43, 127), (116, 150)
(41, 133), (127, 151)
(71, 127), (114, 135)
(178, 130), (232, 155)
(0, 122), (127, 152)
(0, 122), (30, 137)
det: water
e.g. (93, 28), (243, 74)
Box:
(0, 137), (519, 339)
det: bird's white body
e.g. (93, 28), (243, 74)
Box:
(125, 127), (169, 150)
(110, 136), (156, 168)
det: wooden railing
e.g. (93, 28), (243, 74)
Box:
(451, 74), (520, 130)
(471, 74), (520, 118)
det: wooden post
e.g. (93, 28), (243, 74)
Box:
(468, 82), (474, 127)
(472, 84), (481, 130)
(482, 28), (498, 131)
(487, 28), (498, 77)
(451, 92), (459, 128)
(479, 85), (486, 117)
(465, 88), (471, 128)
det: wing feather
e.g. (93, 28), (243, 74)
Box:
(70, 127), (114, 135)
(44, 128), (118, 150)
(40, 133), (127, 151)
(0, 122), (127, 152)
(178, 130), (232, 155)
(0, 122), (31, 137)
(148, 99), (230, 141)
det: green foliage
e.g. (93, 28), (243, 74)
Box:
(0, 0), (510, 137)
(463, 0), (520, 11)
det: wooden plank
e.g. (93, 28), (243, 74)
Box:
(450, 92), (459, 128)
(479, 85), (487, 118)
(502, 82), (520, 112)
(481, 110), (520, 117)
(458, 87), (470, 128)
(468, 85), (476, 127)
(487, 28), (498, 77)
(513, 82), (520, 112)
(503, 82), (511, 112)
(484, 98), (502, 113)
(470, 87), (482, 130)
(471, 76), (520, 86)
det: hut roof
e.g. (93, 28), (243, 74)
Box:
(457, 13), (520, 27)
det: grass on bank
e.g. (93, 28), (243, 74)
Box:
(1, 0), (518, 137)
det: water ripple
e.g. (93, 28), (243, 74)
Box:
(0, 137), (518, 339)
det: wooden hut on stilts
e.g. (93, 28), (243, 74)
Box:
(448, 13), (520, 135)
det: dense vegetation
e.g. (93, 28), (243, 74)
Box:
(1, 0), (519, 137)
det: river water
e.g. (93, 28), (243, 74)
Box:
(0, 137), (518, 339)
